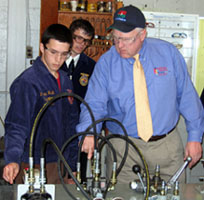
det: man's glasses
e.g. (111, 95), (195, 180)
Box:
(171, 32), (187, 38)
(44, 46), (70, 59)
(73, 34), (92, 46)
(111, 31), (142, 45)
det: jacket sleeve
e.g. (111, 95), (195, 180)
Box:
(62, 79), (79, 172)
(65, 99), (79, 172)
(4, 79), (38, 165)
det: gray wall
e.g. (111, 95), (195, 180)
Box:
(0, 0), (40, 136)
(125, 0), (204, 16)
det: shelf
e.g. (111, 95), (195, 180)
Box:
(144, 11), (199, 80)
(147, 26), (194, 31)
(58, 10), (113, 15)
(41, 0), (115, 61)
(58, 12), (113, 37)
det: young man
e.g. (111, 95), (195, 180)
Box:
(61, 19), (95, 109)
(3, 24), (79, 184)
(76, 5), (204, 184)
(61, 19), (95, 183)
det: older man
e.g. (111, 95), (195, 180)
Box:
(76, 5), (204, 183)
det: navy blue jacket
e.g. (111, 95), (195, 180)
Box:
(61, 53), (95, 108)
(4, 57), (79, 171)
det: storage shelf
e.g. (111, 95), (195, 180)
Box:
(144, 11), (199, 81)
(58, 10), (112, 15)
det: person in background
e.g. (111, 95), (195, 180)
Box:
(76, 5), (204, 184)
(201, 88), (204, 107)
(61, 18), (95, 110)
(3, 24), (79, 184)
(61, 19), (95, 183)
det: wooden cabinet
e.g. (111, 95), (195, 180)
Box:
(40, 0), (116, 61)
(40, 0), (59, 43)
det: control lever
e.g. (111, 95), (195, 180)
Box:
(130, 165), (146, 192)
(167, 156), (192, 186)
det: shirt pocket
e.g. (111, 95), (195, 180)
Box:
(151, 73), (177, 102)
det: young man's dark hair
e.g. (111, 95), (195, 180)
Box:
(41, 23), (73, 47)
(70, 19), (95, 39)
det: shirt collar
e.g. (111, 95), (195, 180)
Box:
(66, 54), (80, 67)
(138, 39), (147, 61)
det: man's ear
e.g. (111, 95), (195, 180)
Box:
(140, 29), (147, 41)
(39, 43), (44, 55)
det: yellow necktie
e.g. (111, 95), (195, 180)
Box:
(133, 54), (153, 142)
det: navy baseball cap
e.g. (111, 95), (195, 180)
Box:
(107, 5), (146, 33)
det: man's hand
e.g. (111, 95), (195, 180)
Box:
(184, 141), (203, 168)
(67, 172), (77, 184)
(3, 162), (20, 184)
(81, 136), (95, 159)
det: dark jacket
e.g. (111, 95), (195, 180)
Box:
(61, 53), (95, 108)
(4, 56), (79, 171)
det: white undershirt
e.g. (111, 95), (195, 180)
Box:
(66, 54), (80, 69)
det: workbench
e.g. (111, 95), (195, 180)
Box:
(1, 183), (204, 200)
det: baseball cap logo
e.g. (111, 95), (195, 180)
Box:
(115, 10), (127, 22)
(107, 5), (146, 33)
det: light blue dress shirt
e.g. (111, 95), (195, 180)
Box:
(77, 38), (204, 142)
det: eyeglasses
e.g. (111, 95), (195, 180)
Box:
(73, 34), (92, 46)
(171, 32), (187, 38)
(44, 46), (70, 59)
(111, 31), (142, 45)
